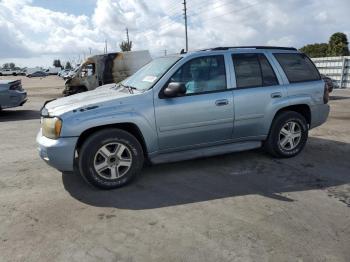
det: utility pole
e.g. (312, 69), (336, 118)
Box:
(164, 49), (167, 56)
(183, 0), (188, 52)
(105, 39), (108, 54)
(89, 47), (92, 55)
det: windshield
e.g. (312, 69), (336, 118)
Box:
(121, 56), (181, 91)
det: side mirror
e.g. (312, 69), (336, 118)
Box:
(163, 82), (186, 97)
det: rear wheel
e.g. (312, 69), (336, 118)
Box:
(78, 129), (144, 189)
(265, 111), (308, 158)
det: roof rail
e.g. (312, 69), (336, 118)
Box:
(201, 46), (298, 51)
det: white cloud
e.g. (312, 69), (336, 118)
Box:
(0, 0), (349, 67)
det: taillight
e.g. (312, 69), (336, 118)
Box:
(323, 82), (329, 104)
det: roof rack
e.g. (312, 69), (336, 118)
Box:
(201, 46), (297, 51)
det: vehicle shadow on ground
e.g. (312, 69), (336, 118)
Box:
(0, 109), (40, 122)
(330, 95), (350, 101)
(62, 137), (350, 210)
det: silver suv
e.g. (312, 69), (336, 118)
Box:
(37, 46), (330, 189)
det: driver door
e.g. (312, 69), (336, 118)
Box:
(154, 55), (234, 151)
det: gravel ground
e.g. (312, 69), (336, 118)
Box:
(0, 76), (349, 262)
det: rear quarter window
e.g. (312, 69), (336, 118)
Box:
(274, 53), (320, 83)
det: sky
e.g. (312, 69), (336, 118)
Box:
(0, 0), (349, 68)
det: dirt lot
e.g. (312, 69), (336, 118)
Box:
(0, 76), (349, 262)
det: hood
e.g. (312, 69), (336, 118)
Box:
(44, 84), (134, 116)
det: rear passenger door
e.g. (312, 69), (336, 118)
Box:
(231, 53), (287, 139)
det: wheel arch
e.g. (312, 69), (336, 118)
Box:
(75, 122), (148, 158)
(274, 104), (311, 125)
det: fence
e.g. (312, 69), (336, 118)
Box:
(312, 56), (350, 89)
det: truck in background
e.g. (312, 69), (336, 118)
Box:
(45, 67), (61, 75)
(63, 50), (152, 95)
(0, 69), (22, 76)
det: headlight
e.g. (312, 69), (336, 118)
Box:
(42, 117), (62, 139)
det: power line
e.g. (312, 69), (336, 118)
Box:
(187, 0), (238, 17)
(193, 2), (262, 23)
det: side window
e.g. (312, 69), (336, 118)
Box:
(259, 54), (279, 86)
(274, 53), (321, 83)
(232, 54), (262, 88)
(169, 55), (227, 94)
(232, 53), (279, 88)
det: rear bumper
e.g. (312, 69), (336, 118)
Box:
(36, 130), (78, 172)
(310, 104), (330, 129)
(1, 90), (27, 109)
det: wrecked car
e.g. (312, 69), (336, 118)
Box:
(63, 50), (152, 95)
(0, 80), (27, 110)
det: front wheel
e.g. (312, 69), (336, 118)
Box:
(78, 129), (144, 189)
(264, 111), (308, 158)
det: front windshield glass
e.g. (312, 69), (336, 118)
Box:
(121, 56), (181, 91)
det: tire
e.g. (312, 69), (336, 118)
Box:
(264, 111), (308, 158)
(78, 128), (144, 189)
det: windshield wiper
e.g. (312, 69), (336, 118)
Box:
(118, 83), (137, 94)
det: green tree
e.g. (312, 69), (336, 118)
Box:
(299, 43), (328, 58)
(327, 32), (349, 56)
(2, 63), (16, 69)
(65, 62), (72, 70)
(120, 40), (133, 52)
(53, 59), (62, 68)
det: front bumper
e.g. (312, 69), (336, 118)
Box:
(310, 104), (330, 129)
(36, 130), (78, 172)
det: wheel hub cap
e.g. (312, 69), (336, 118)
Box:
(279, 121), (302, 151)
(93, 143), (132, 180)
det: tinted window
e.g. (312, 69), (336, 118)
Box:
(259, 55), (279, 86)
(274, 53), (320, 83)
(170, 55), (226, 94)
(232, 54), (279, 88)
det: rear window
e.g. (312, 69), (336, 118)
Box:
(274, 53), (320, 83)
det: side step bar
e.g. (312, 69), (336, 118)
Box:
(150, 141), (262, 164)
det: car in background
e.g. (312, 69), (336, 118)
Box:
(62, 68), (79, 80)
(0, 80), (27, 110)
(26, 71), (48, 78)
(63, 51), (151, 95)
(58, 69), (70, 77)
(321, 74), (334, 93)
(45, 67), (61, 75)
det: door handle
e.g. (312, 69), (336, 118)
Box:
(271, 92), (282, 98)
(215, 99), (229, 106)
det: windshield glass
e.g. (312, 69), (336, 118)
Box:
(121, 56), (181, 91)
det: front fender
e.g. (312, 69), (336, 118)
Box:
(60, 101), (158, 153)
